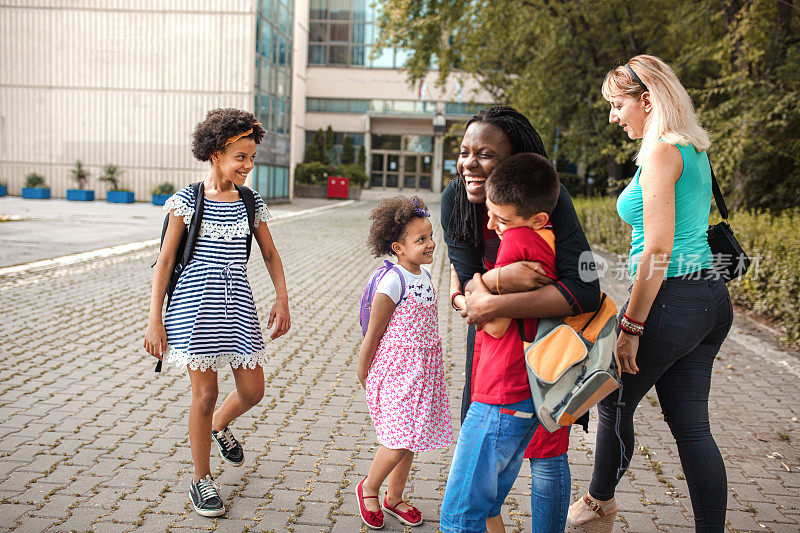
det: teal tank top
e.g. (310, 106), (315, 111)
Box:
(616, 143), (713, 278)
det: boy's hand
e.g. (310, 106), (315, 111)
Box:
(500, 261), (554, 292)
(143, 321), (167, 360)
(465, 273), (496, 329)
(268, 299), (291, 339)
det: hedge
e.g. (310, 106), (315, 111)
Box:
(574, 197), (800, 346)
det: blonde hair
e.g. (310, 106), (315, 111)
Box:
(602, 54), (710, 165)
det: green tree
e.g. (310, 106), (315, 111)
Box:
(374, 0), (798, 208)
(70, 161), (90, 190)
(324, 126), (336, 164)
(100, 164), (123, 191)
(358, 145), (366, 167)
(305, 129), (325, 163)
(341, 135), (355, 164)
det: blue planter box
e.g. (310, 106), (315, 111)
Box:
(66, 189), (95, 201)
(0, 185), (6, 197)
(21, 187), (50, 199)
(152, 193), (170, 206)
(107, 190), (135, 203)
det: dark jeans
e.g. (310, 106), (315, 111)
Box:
(461, 324), (476, 423)
(589, 273), (733, 533)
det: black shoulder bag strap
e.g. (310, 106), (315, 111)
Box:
(235, 184), (257, 261)
(709, 162), (728, 221)
(155, 182), (204, 373)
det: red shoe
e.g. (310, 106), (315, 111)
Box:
(356, 478), (384, 529)
(382, 496), (423, 526)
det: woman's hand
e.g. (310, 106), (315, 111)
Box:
(143, 321), (167, 360)
(464, 273), (497, 328)
(498, 261), (554, 293)
(449, 264), (462, 299)
(268, 298), (291, 340)
(617, 331), (640, 374)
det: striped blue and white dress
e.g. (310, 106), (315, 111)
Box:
(162, 185), (272, 372)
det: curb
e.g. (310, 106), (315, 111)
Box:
(0, 199), (355, 277)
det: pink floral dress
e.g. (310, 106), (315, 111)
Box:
(365, 278), (453, 453)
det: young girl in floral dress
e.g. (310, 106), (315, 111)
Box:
(355, 196), (453, 529)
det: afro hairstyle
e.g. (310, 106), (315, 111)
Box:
(367, 196), (430, 257)
(192, 108), (266, 162)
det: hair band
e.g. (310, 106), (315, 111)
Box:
(625, 64), (649, 93)
(222, 122), (262, 147)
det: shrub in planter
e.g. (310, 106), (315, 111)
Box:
(22, 173), (50, 199)
(152, 182), (176, 206)
(67, 161), (95, 201)
(100, 164), (134, 203)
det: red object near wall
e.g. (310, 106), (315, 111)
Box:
(327, 176), (349, 199)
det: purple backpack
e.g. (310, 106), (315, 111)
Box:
(360, 260), (406, 336)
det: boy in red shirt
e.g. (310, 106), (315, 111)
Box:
(441, 153), (561, 532)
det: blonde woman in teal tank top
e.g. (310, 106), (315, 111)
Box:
(566, 55), (733, 533)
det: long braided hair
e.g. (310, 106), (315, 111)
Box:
(447, 105), (548, 247)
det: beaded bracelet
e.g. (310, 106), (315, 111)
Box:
(451, 291), (463, 311)
(623, 313), (645, 326)
(620, 315), (644, 336)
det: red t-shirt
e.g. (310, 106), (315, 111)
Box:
(476, 223), (569, 458)
(471, 226), (558, 405)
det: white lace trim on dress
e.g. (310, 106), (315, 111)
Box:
(165, 346), (270, 372)
(162, 196), (194, 224)
(254, 204), (272, 228)
(199, 218), (250, 240)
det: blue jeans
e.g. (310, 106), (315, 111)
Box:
(530, 453), (570, 533)
(440, 399), (539, 533)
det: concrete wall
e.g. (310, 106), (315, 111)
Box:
(0, 1), (257, 199)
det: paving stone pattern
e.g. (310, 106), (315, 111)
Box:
(0, 201), (798, 532)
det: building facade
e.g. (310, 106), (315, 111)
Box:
(290, 0), (494, 193)
(0, 0), (292, 201)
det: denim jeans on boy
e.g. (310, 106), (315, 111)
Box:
(530, 453), (570, 533)
(589, 273), (733, 532)
(440, 398), (539, 533)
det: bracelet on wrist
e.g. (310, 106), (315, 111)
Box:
(620, 316), (644, 336)
(622, 313), (645, 326)
(451, 291), (463, 311)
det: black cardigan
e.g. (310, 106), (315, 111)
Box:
(441, 180), (601, 315)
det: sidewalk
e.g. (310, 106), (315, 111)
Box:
(0, 196), (344, 268)
(0, 200), (798, 532)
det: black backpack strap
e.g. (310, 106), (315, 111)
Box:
(236, 184), (257, 261)
(181, 182), (205, 267)
(515, 318), (527, 342)
(709, 161), (728, 221)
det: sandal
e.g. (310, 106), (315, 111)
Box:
(356, 477), (384, 529)
(382, 496), (423, 527)
(565, 493), (617, 533)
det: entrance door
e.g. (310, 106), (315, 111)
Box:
(370, 134), (434, 191)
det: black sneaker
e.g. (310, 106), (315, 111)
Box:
(211, 427), (244, 465)
(189, 475), (225, 517)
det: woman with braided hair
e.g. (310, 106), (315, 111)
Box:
(440, 105), (601, 532)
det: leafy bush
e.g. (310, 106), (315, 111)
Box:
(294, 162), (368, 187)
(294, 162), (329, 185)
(152, 182), (176, 196)
(70, 161), (90, 190)
(574, 197), (800, 346)
(100, 164), (126, 191)
(25, 173), (46, 188)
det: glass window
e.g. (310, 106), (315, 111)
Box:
(328, 45), (348, 64)
(373, 135), (402, 150)
(329, 0), (352, 20)
(308, 45), (326, 64)
(353, 22), (369, 44)
(393, 48), (411, 68)
(309, 22), (327, 42)
(351, 45), (366, 66)
(329, 22), (350, 42)
(279, 4), (289, 34)
(278, 35), (287, 66)
(369, 47), (394, 68)
(385, 174), (399, 187)
(405, 136), (433, 152)
(310, 0), (327, 19)
(353, 0), (371, 21)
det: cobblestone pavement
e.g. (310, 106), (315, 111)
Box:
(0, 200), (798, 532)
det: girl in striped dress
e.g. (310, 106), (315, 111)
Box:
(144, 108), (290, 518)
